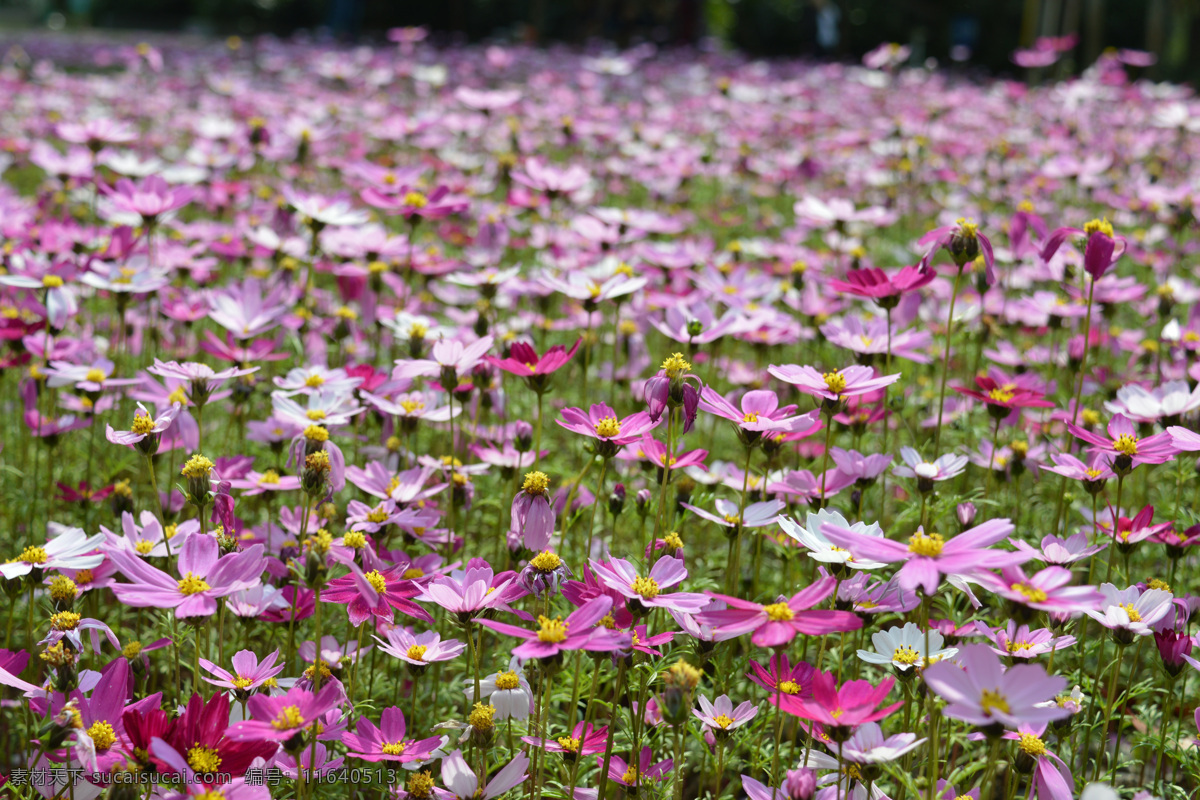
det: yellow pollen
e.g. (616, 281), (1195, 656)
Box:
(530, 551), (562, 572)
(892, 645), (920, 665)
(343, 531), (367, 549)
(381, 742), (406, 756)
(661, 353), (692, 377)
(987, 388), (1015, 404)
(304, 424), (329, 442)
(1112, 434), (1138, 457)
(364, 570), (388, 594)
(167, 386), (189, 406)
(663, 532), (684, 550)
(407, 771), (434, 799)
(980, 689), (1011, 717)
(1120, 603), (1142, 622)
(742, 412), (759, 423)
(956, 217), (979, 239)
(399, 399), (424, 414)
(87, 721), (117, 751)
(1085, 468), (1104, 479)
(468, 703), (496, 731)
(177, 573), (211, 595)
(258, 470), (280, 485)
(42, 275), (64, 288)
(712, 714), (735, 729)
(536, 615), (569, 643)
(1081, 409), (1101, 426)
(556, 736), (581, 752)
(272, 706), (304, 730)
(908, 532), (945, 557)
(366, 506), (391, 524)
(402, 567), (424, 579)
(181, 454), (215, 478)
(231, 677), (253, 689)
(403, 192), (428, 209)
(122, 641), (142, 659)
(621, 765), (640, 785)
(522, 471), (550, 495)
(306, 409), (327, 421)
(1148, 579), (1171, 592)
(1018, 733), (1046, 757)
(48, 575), (77, 601)
(779, 681), (801, 694)
(630, 576), (660, 599)
(188, 746), (222, 773)
(495, 671), (521, 691)
(822, 371), (847, 394)
(1083, 218), (1114, 238)
(50, 611), (80, 630)
(134, 540), (155, 554)
(18, 545), (48, 564)
(1012, 583), (1048, 603)
(1006, 641), (1034, 653)
(304, 374), (324, 388)
(764, 602), (795, 622)
(85, 368), (106, 383)
(594, 417), (621, 438)
(723, 513), (742, 526)
(405, 645), (428, 661)
(75, 569), (93, 584)
(305, 451), (331, 472)
(130, 415), (155, 435)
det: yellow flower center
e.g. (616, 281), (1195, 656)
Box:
(85, 368), (106, 383)
(75, 569), (93, 584)
(399, 399), (424, 414)
(723, 513), (742, 526)
(343, 531), (367, 549)
(1006, 641), (1033, 653)
(259, 470), (280, 485)
(779, 681), (801, 694)
(594, 417), (621, 438)
(122, 641), (142, 659)
(1148, 579), (1171, 592)
(621, 765), (640, 785)
(181, 454), (215, 479)
(1018, 733), (1046, 757)
(892, 645), (920, 665)
(956, 217), (979, 239)
(407, 771), (434, 799)
(980, 688), (1011, 717)
(272, 705), (304, 730)
(661, 353), (692, 377)
(822, 371), (847, 394)
(1112, 434), (1138, 457)
(231, 677), (253, 689)
(364, 570), (388, 594)
(402, 567), (424, 579)
(556, 736), (581, 752)
(536, 615), (569, 643)
(530, 551), (562, 572)
(51, 611), (81, 630)
(188, 746), (222, 773)
(306, 409), (327, 421)
(1120, 603), (1142, 622)
(167, 386), (189, 406)
(381, 741), (406, 756)
(495, 671), (521, 691)
(130, 414), (156, 435)
(18, 545), (48, 564)
(663, 531), (684, 549)
(42, 275), (64, 288)
(908, 532), (945, 557)
(742, 412), (759, 423)
(630, 576), (660, 599)
(1011, 583), (1048, 603)
(406, 645), (428, 661)
(987, 388), (1014, 404)
(49, 575), (77, 601)
(87, 721), (116, 751)
(522, 471), (551, 495)
(304, 374), (325, 388)
(764, 602), (795, 622)
(1085, 468), (1105, 479)
(366, 506), (391, 524)
(177, 573), (211, 595)
(304, 424), (329, 442)
(468, 703), (496, 731)
(1081, 409), (1101, 426)
(1083, 218), (1114, 238)
(403, 192), (428, 209)
(712, 714), (735, 729)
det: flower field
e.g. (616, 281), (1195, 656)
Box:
(0, 32), (1197, 800)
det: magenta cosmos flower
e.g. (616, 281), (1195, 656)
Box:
(102, 175), (194, 223)
(590, 555), (709, 614)
(821, 519), (1028, 596)
(1067, 413), (1175, 475)
(556, 402), (660, 457)
(700, 575), (862, 647)
(487, 339), (581, 393)
(107, 533), (266, 618)
(227, 683), (344, 742)
(341, 707), (442, 765)
(767, 363), (900, 406)
(321, 565), (432, 627)
(828, 264), (935, 306)
(1040, 218), (1125, 280)
(974, 565), (1103, 615)
(779, 670), (901, 740)
(953, 374), (1054, 419)
(476, 596), (627, 661)
(105, 402), (182, 453)
(523, 721), (608, 760)
(922, 645), (1069, 730)
(602, 746), (673, 791)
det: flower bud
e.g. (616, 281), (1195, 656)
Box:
(636, 489), (652, 516)
(956, 501), (977, 531)
(513, 420), (534, 452)
(609, 483), (626, 517)
(784, 768), (817, 800)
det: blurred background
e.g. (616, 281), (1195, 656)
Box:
(1, 0), (1198, 82)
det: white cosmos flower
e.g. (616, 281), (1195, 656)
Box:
(778, 509), (888, 570)
(856, 621), (957, 671)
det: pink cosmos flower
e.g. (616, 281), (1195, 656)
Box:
(1067, 413), (1175, 475)
(107, 533), (266, 618)
(700, 575), (862, 647)
(393, 336), (494, 384)
(693, 694), (759, 735)
(199, 649), (286, 693)
(1041, 219), (1125, 280)
(102, 175), (194, 222)
(376, 628), (465, 670)
(747, 653), (816, 701)
(974, 565), (1104, 615)
(922, 645), (1069, 730)
(767, 363), (900, 404)
(227, 683), (344, 742)
(475, 596), (627, 660)
(105, 402), (183, 453)
(973, 621), (1075, 660)
(1085, 583), (1174, 642)
(698, 387), (821, 445)
(556, 403), (659, 455)
(828, 264), (935, 304)
(821, 519), (1028, 595)
(778, 670), (901, 739)
(321, 564), (432, 627)
(487, 339), (581, 387)
(1009, 533), (1105, 565)
(341, 707), (442, 765)
(418, 559), (525, 622)
(681, 498), (784, 532)
(590, 555), (710, 614)
(523, 721), (608, 759)
(602, 746), (673, 791)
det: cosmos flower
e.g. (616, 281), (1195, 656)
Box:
(700, 575), (862, 647)
(922, 645), (1069, 729)
(341, 707), (443, 765)
(857, 622), (958, 671)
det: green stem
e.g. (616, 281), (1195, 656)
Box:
(933, 265), (964, 455)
